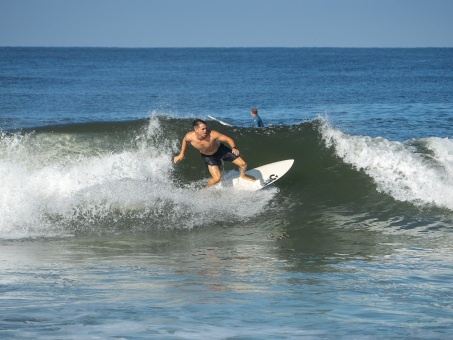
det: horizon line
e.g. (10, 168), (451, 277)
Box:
(1, 45), (452, 49)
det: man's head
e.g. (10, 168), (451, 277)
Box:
(192, 119), (206, 129)
(250, 108), (258, 116)
(192, 119), (207, 137)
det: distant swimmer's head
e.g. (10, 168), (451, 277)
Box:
(250, 108), (258, 116)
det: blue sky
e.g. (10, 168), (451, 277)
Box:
(1, 0), (452, 47)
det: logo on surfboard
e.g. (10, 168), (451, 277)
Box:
(263, 174), (279, 186)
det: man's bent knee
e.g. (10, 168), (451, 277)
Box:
(207, 176), (221, 187)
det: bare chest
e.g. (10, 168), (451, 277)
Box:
(190, 138), (219, 154)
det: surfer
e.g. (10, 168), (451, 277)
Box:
(250, 108), (264, 128)
(173, 119), (256, 188)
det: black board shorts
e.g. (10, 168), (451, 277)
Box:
(200, 143), (238, 167)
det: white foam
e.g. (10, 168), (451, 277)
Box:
(0, 117), (275, 239)
(319, 119), (453, 210)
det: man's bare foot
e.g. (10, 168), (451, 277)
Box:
(240, 174), (256, 182)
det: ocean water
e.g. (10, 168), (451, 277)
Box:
(1, 47), (453, 339)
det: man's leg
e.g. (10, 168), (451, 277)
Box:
(232, 157), (255, 182)
(206, 165), (222, 187)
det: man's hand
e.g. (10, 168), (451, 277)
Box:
(173, 154), (184, 164)
(232, 147), (240, 156)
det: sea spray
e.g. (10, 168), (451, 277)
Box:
(319, 119), (453, 210)
(0, 117), (277, 239)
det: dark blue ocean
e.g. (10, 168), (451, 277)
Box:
(1, 47), (453, 339)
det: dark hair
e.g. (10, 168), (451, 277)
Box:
(192, 119), (206, 129)
(251, 108), (258, 115)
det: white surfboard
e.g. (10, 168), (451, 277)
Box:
(207, 115), (232, 126)
(218, 159), (294, 191)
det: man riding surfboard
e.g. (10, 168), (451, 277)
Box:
(173, 119), (256, 188)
